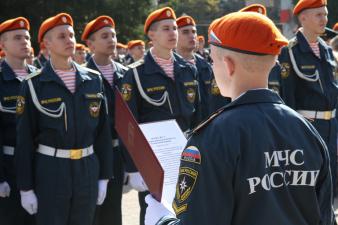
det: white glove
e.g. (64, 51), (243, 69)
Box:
(97, 179), (109, 205)
(128, 172), (148, 192)
(20, 190), (38, 215)
(0, 181), (10, 197)
(145, 194), (175, 225)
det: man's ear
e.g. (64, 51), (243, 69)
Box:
(148, 31), (155, 42)
(224, 55), (235, 77)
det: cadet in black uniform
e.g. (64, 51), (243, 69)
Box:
(82, 15), (127, 225)
(145, 11), (334, 225)
(176, 15), (229, 119)
(121, 7), (201, 225)
(15, 13), (113, 225)
(0, 17), (36, 225)
(269, 0), (338, 194)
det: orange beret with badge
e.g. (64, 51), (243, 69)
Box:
(127, 40), (145, 50)
(144, 7), (176, 34)
(293, 0), (327, 15)
(117, 43), (127, 49)
(176, 16), (196, 28)
(81, 15), (115, 41)
(239, 4), (267, 15)
(0, 17), (30, 35)
(38, 13), (73, 43)
(208, 12), (288, 55)
(334, 23), (338, 32)
(197, 35), (205, 42)
(76, 43), (86, 51)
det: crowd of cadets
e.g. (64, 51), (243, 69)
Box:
(0, 1), (337, 225)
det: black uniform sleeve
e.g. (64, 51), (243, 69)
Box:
(94, 78), (114, 179)
(119, 68), (141, 172)
(0, 111), (4, 183)
(310, 125), (335, 225)
(191, 67), (203, 128)
(172, 125), (235, 225)
(15, 80), (38, 191)
(278, 47), (297, 109)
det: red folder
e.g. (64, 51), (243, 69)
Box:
(114, 87), (164, 201)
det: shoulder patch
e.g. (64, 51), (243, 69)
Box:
(128, 59), (144, 69)
(191, 107), (226, 134)
(25, 70), (41, 80)
(81, 67), (101, 75)
(288, 37), (297, 49)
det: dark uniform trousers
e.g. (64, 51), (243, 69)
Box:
(0, 61), (36, 225)
(269, 31), (338, 195)
(15, 61), (113, 225)
(121, 51), (202, 225)
(193, 54), (230, 119)
(158, 89), (334, 225)
(86, 57), (127, 225)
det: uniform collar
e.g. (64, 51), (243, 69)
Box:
(225, 89), (283, 109)
(87, 56), (124, 80)
(297, 31), (329, 53)
(40, 60), (92, 84)
(1, 60), (33, 81)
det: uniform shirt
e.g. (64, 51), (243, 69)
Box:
(151, 50), (174, 79)
(15, 61), (113, 190)
(55, 68), (76, 93)
(121, 51), (202, 172)
(0, 61), (37, 182)
(86, 57), (127, 182)
(160, 89), (333, 225)
(96, 63), (116, 87)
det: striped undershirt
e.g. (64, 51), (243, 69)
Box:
(151, 50), (174, 79)
(309, 42), (320, 58)
(187, 58), (195, 65)
(13, 69), (28, 81)
(97, 64), (115, 86)
(55, 68), (76, 93)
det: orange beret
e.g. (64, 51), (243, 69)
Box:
(0, 17), (30, 35)
(144, 7), (176, 33)
(116, 43), (127, 49)
(127, 40), (145, 50)
(81, 15), (115, 41)
(76, 43), (86, 51)
(208, 12), (288, 55)
(177, 16), (196, 28)
(0, 50), (5, 57)
(293, 0), (327, 15)
(197, 35), (205, 42)
(334, 23), (338, 31)
(239, 4), (267, 15)
(38, 13), (73, 43)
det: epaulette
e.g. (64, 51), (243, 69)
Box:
(288, 37), (297, 49)
(25, 70), (41, 80)
(191, 107), (226, 134)
(82, 66), (101, 76)
(128, 59), (144, 69)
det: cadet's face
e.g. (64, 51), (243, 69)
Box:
(91, 27), (117, 56)
(210, 45), (230, 97)
(301, 7), (328, 34)
(74, 49), (86, 64)
(151, 20), (178, 50)
(0, 29), (31, 59)
(46, 25), (76, 58)
(177, 26), (197, 51)
(130, 45), (145, 60)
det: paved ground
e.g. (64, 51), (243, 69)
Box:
(122, 190), (338, 225)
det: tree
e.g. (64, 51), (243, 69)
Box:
(0, 0), (153, 51)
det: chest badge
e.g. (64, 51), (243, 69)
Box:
(186, 88), (196, 103)
(89, 102), (100, 117)
(16, 96), (25, 115)
(211, 79), (220, 95)
(121, 84), (132, 101)
(280, 63), (290, 79)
